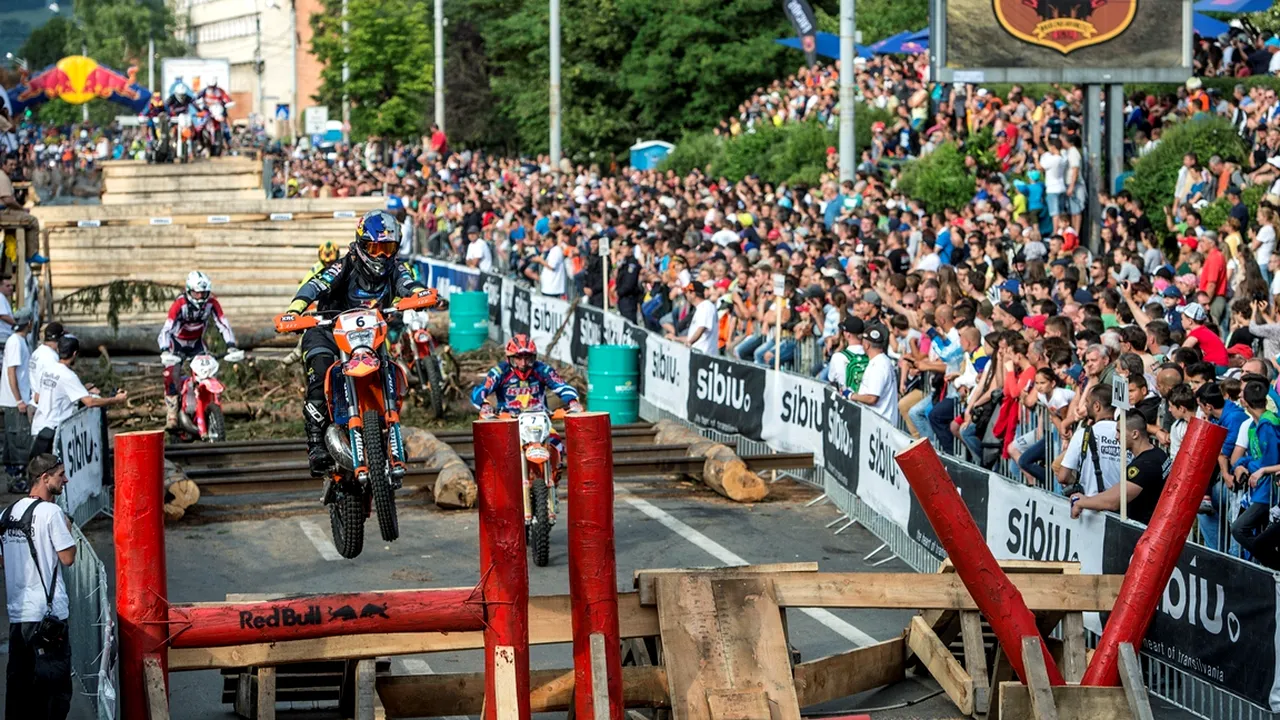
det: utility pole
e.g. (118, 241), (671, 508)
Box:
(434, 0), (444, 131)
(838, 0), (855, 181)
(549, 0), (561, 173)
(148, 36), (154, 93)
(255, 13), (264, 122)
(341, 0), (350, 142)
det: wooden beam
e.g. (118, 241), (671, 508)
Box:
(355, 658), (378, 720)
(704, 690), (771, 720)
(960, 611), (991, 715)
(143, 655), (170, 720)
(1061, 613), (1087, 685)
(493, 646), (518, 720)
(988, 647), (1017, 720)
(255, 666), (276, 720)
(1021, 636), (1060, 720)
(906, 615), (974, 716)
(376, 666), (669, 717)
(936, 558), (1082, 574)
(792, 638), (906, 708)
(764, 573), (1122, 612)
(1118, 643), (1155, 720)
(998, 683), (1134, 720)
(169, 592), (659, 671)
(634, 563), (819, 606)
(590, 632), (611, 720)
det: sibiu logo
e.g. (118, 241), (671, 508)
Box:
(533, 305), (562, 333)
(781, 382), (824, 432)
(865, 427), (902, 488)
(696, 362), (751, 411)
(579, 316), (601, 347)
(1005, 499), (1078, 562)
(825, 411), (854, 457)
(1161, 555), (1239, 642)
(649, 345), (681, 384)
(514, 293), (530, 325)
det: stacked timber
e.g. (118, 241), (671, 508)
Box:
(31, 197), (381, 350)
(100, 158), (262, 205)
(652, 419), (767, 502)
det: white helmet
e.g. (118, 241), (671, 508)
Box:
(185, 270), (212, 308)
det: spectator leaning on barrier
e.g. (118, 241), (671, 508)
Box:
(1070, 409), (1170, 526)
(847, 324), (898, 425)
(30, 335), (127, 459)
(1, 310), (34, 491)
(1, 453), (75, 720)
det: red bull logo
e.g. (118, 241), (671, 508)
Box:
(16, 66), (73, 103)
(14, 56), (143, 106)
(512, 393), (535, 410)
(83, 64), (141, 101)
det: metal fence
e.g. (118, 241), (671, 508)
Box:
(64, 522), (116, 720)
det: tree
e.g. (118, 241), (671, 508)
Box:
(311, 0), (435, 140)
(17, 17), (72, 71)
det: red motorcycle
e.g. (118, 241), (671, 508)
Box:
(398, 309), (447, 418)
(164, 349), (244, 443)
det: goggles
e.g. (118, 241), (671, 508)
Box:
(364, 240), (399, 259)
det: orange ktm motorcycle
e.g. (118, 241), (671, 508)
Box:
(274, 291), (443, 558)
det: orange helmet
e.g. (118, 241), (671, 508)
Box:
(505, 334), (537, 358)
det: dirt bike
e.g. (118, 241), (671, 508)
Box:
(163, 349), (243, 443)
(274, 291), (442, 559)
(485, 404), (568, 567)
(399, 309), (447, 418)
(145, 114), (172, 163)
(172, 111), (193, 163)
(195, 100), (227, 157)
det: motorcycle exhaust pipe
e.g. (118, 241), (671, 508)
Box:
(177, 411), (201, 437)
(324, 425), (355, 472)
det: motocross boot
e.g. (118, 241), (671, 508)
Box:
(164, 395), (179, 430)
(304, 400), (335, 478)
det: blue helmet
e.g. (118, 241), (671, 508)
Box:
(353, 210), (402, 278)
(385, 195), (405, 211)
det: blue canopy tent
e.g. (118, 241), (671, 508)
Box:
(870, 29), (929, 55)
(775, 32), (874, 60)
(1194, 12), (1233, 36)
(1193, 0), (1273, 12)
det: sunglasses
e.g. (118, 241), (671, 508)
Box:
(365, 240), (399, 258)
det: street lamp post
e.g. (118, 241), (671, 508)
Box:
(49, 3), (89, 122)
(4, 53), (28, 72)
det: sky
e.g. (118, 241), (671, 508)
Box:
(1, 0), (73, 68)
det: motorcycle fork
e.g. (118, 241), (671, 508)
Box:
(544, 462), (557, 525)
(381, 349), (407, 486)
(520, 451), (533, 524)
(344, 368), (368, 484)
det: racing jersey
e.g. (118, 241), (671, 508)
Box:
(289, 254), (423, 314)
(141, 100), (166, 119)
(200, 87), (233, 106)
(158, 296), (236, 350)
(165, 95), (194, 115)
(471, 360), (580, 413)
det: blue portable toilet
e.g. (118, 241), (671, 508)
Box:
(630, 140), (675, 171)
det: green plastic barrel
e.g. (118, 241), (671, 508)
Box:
(587, 345), (639, 423)
(448, 291), (489, 352)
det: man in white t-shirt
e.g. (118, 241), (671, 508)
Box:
(848, 325), (900, 425)
(0, 310), (33, 488)
(30, 336), (127, 459)
(680, 282), (719, 355)
(463, 226), (493, 272)
(28, 322), (62, 414)
(0, 274), (17, 346)
(533, 233), (566, 297)
(1057, 385), (1122, 496)
(1, 453), (75, 718)
(1039, 144), (1067, 220)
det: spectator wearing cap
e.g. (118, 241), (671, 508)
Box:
(2, 453), (75, 720)
(680, 282), (718, 355)
(1181, 302), (1229, 367)
(854, 290), (881, 323)
(28, 322), (62, 407)
(30, 336), (127, 458)
(828, 316), (868, 394)
(464, 225), (492, 273)
(1, 309), (33, 489)
(846, 324), (899, 424)
(613, 238), (642, 323)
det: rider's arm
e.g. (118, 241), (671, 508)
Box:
(392, 262), (428, 299)
(157, 297), (184, 351)
(470, 365), (504, 409)
(535, 362), (581, 405)
(290, 261), (339, 313)
(208, 297), (237, 347)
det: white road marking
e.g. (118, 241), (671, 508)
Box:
(298, 519), (343, 562)
(619, 491), (878, 648)
(398, 657), (468, 720)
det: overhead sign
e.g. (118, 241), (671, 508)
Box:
(304, 106), (329, 136)
(162, 57), (230, 98)
(1112, 375), (1131, 411)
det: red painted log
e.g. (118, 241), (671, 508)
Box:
(167, 587), (484, 648)
(476, 418), (531, 720)
(1082, 417), (1226, 687)
(895, 437), (1064, 686)
(115, 430), (169, 720)
(567, 412), (623, 720)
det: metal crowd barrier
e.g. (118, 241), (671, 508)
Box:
(65, 522), (115, 720)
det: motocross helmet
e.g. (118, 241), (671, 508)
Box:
(353, 210), (402, 279)
(149, 94), (164, 109)
(318, 239), (340, 265)
(505, 334), (537, 379)
(185, 270), (212, 309)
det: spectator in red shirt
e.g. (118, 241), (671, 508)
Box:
(1198, 231), (1229, 325)
(428, 123), (448, 161)
(1182, 302), (1229, 367)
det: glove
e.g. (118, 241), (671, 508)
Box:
(225, 347), (245, 363)
(479, 405), (497, 419)
(160, 351), (181, 368)
(287, 298), (308, 314)
(568, 400), (584, 414)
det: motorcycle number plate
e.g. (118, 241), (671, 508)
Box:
(525, 445), (550, 463)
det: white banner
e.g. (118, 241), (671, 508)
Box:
(762, 372), (827, 466)
(643, 336), (690, 419)
(500, 278), (514, 338)
(529, 295), (573, 364)
(984, 477), (1107, 573)
(856, 406), (913, 529)
(603, 311), (631, 347)
(54, 407), (104, 523)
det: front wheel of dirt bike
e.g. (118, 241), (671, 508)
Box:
(530, 471), (551, 567)
(329, 489), (365, 558)
(204, 405), (225, 443)
(363, 409), (399, 542)
(423, 357), (445, 419)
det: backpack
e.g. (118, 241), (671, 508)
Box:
(841, 349), (869, 392)
(1, 499), (60, 623)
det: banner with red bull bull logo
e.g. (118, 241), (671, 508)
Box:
(6, 55), (152, 115)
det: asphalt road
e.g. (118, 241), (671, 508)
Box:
(66, 475), (1196, 720)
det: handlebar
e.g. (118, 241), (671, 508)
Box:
(274, 290), (445, 335)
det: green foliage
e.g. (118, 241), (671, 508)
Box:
(897, 143), (977, 212)
(660, 121), (833, 185)
(75, 0), (186, 78)
(57, 280), (181, 332)
(659, 132), (724, 176)
(310, 0), (435, 140)
(1200, 184), (1266, 233)
(848, 0), (929, 45)
(17, 17), (72, 71)
(1123, 118), (1248, 231)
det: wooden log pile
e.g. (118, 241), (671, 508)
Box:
(164, 459), (201, 522)
(402, 427), (477, 509)
(652, 420), (767, 502)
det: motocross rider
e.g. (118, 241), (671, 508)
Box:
(140, 94), (167, 144)
(165, 81), (196, 116)
(158, 271), (240, 428)
(198, 79), (234, 142)
(282, 210), (436, 479)
(471, 334), (582, 466)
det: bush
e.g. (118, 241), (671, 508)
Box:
(1199, 184), (1266, 233)
(1124, 117), (1248, 233)
(659, 132), (724, 177)
(896, 142), (977, 212)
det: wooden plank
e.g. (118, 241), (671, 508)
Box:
(591, 632), (611, 720)
(143, 655), (170, 720)
(906, 615), (973, 716)
(766, 572), (1121, 611)
(494, 645), (518, 720)
(377, 665), (670, 717)
(355, 658), (378, 720)
(1021, 636), (1060, 720)
(791, 638), (905, 708)
(960, 611), (990, 714)
(998, 683), (1133, 720)
(988, 647), (1018, 720)
(255, 666), (276, 720)
(233, 672), (253, 718)
(634, 563), (819, 605)
(1061, 613), (1086, 684)
(656, 576), (801, 720)
(705, 690), (770, 720)
(1118, 643), (1155, 720)
(170, 592), (660, 670)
